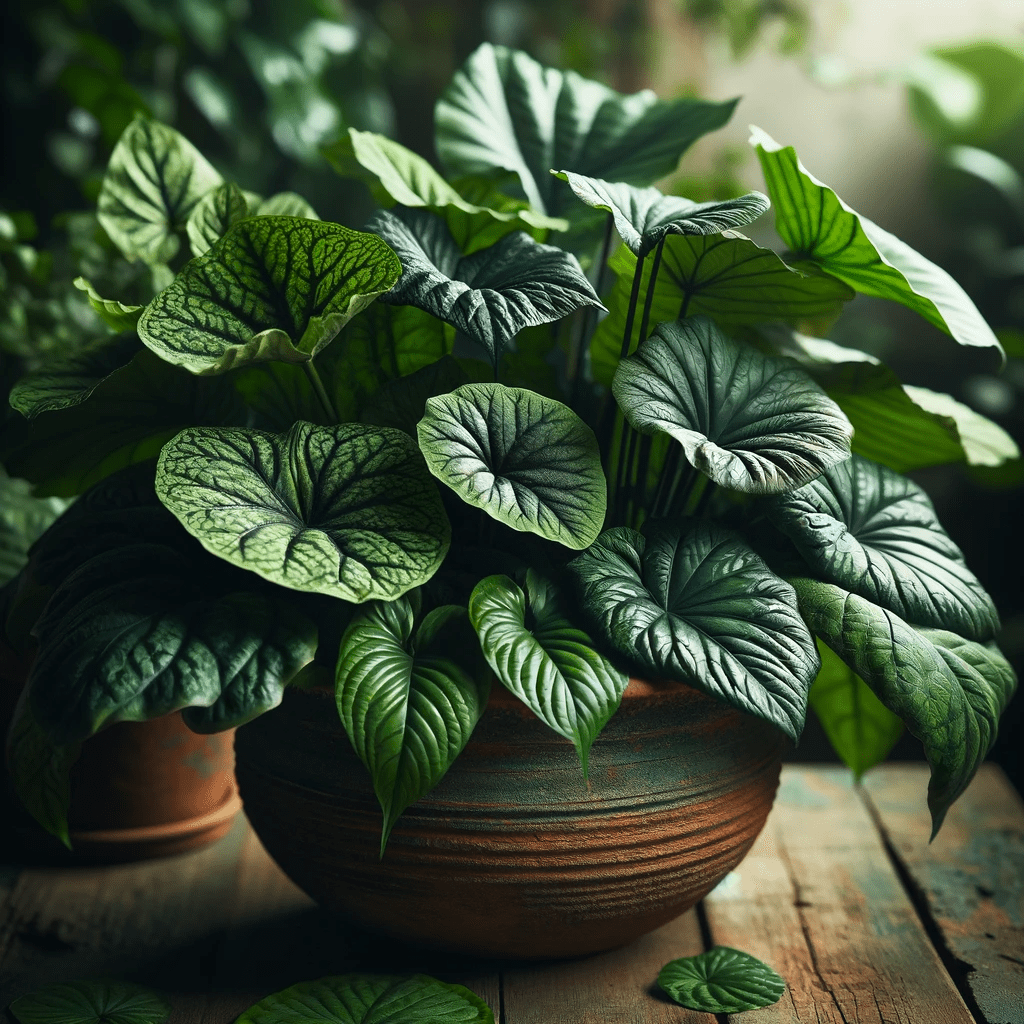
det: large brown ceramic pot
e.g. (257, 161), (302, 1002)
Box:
(235, 677), (787, 960)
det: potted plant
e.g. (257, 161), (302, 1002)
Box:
(1, 43), (1016, 955)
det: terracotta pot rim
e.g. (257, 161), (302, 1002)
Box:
(68, 781), (241, 846)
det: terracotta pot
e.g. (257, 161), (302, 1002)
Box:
(235, 678), (787, 960)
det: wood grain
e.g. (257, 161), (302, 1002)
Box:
(862, 764), (1024, 1024)
(702, 766), (978, 1024)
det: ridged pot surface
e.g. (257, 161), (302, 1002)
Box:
(235, 678), (786, 960)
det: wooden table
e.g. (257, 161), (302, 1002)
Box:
(1, 764), (1021, 1024)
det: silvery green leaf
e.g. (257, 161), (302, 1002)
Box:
(612, 316), (853, 493)
(97, 114), (223, 264)
(156, 421), (450, 602)
(186, 181), (250, 256)
(568, 520), (817, 740)
(417, 382), (606, 549)
(138, 216), (402, 374)
(553, 169), (769, 256)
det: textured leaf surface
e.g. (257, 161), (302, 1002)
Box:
(186, 181), (250, 256)
(138, 217), (402, 374)
(257, 192), (320, 219)
(612, 317), (852, 493)
(368, 208), (601, 368)
(73, 277), (144, 332)
(764, 455), (999, 640)
(336, 596), (490, 852)
(236, 974), (494, 1024)
(418, 383), (606, 549)
(658, 947), (786, 1013)
(435, 43), (737, 219)
(361, 356), (470, 435)
(554, 170), (769, 256)
(809, 640), (903, 778)
(156, 422), (450, 601)
(97, 114), (222, 264)
(469, 572), (627, 774)
(568, 521), (817, 739)
(591, 235), (853, 385)
(752, 127), (1002, 355)
(793, 577), (1016, 835)
(9, 980), (170, 1024)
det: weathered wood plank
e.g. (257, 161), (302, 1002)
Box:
(702, 766), (977, 1024)
(502, 908), (715, 1024)
(861, 764), (1024, 1024)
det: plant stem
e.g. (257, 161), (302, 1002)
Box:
(570, 213), (615, 404)
(303, 360), (339, 424)
(651, 443), (678, 519)
(630, 433), (653, 528)
(636, 234), (666, 347)
(618, 249), (646, 362)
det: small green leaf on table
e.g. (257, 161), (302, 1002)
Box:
(236, 973), (494, 1024)
(658, 947), (786, 1013)
(9, 979), (171, 1024)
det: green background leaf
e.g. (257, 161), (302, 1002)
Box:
(10, 980), (170, 1024)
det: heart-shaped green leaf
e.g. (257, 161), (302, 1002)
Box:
(361, 356), (471, 435)
(809, 639), (904, 779)
(591, 236), (854, 385)
(553, 170), (769, 257)
(73, 277), (144, 332)
(658, 947), (786, 1013)
(792, 577), (1016, 836)
(325, 129), (565, 254)
(256, 192), (319, 219)
(97, 114), (223, 265)
(368, 207), (602, 370)
(567, 520), (818, 740)
(138, 217), (402, 374)
(236, 974), (494, 1024)
(435, 43), (737, 219)
(612, 316), (853, 493)
(9, 980), (171, 1024)
(0, 348), (247, 497)
(764, 455), (999, 640)
(417, 382), (606, 550)
(752, 127), (1003, 356)
(469, 571), (628, 775)
(336, 594), (490, 854)
(186, 181), (250, 257)
(156, 421), (450, 602)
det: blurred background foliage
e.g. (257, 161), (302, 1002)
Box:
(1, 0), (1022, 785)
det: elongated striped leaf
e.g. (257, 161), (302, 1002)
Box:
(336, 595), (490, 853)
(156, 422), (450, 602)
(138, 217), (402, 374)
(612, 317), (852, 493)
(469, 572), (628, 775)
(752, 126), (1002, 356)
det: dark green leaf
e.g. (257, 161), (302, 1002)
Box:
(469, 572), (628, 774)
(0, 469), (69, 587)
(752, 127), (1003, 356)
(361, 356), (471, 435)
(186, 181), (250, 257)
(764, 455), (999, 640)
(613, 317), (852, 493)
(591, 236), (854, 385)
(73, 277), (144, 332)
(658, 947), (786, 1013)
(9, 980), (170, 1024)
(809, 639), (903, 779)
(236, 973), (494, 1024)
(97, 114), (223, 265)
(368, 208), (602, 369)
(336, 595), (490, 853)
(792, 577), (1016, 836)
(418, 382), (606, 549)
(435, 43), (737, 219)
(138, 217), (402, 374)
(553, 170), (769, 257)
(567, 520), (817, 740)
(156, 422), (450, 602)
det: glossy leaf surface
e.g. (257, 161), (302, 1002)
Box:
(568, 520), (817, 739)
(418, 383), (606, 549)
(613, 317), (852, 493)
(658, 947), (786, 1014)
(138, 217), (402, 374)
(469, 572), (628, 774)
(9, 980), (170, 1024)
(336, 596), (490, 853)
(156, 422), (450, 602)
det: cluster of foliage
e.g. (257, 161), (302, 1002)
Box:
(1, 42), (1018, 851)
